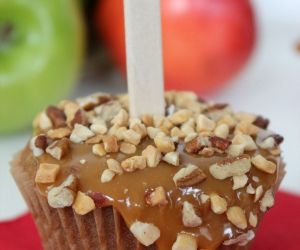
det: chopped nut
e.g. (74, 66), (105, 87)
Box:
(235, 121), (260, 136)
(171, 127), (186, 138)
(94, 100), (122, 122)
(70, 109), (87, 127)
(200, 193), (210, 204)
(142, 145), (162, 167)
(209, 155), (251, 180)
(111, 109), (128, 126)
(251, 154), (276, 174)
(80, 159), (86, 164)
(147, 127), (164, 139)
(209, 136), (231, 151)
(185, 137), (205, 154)
(214, 124), (229, 139)
(226, 206), (247, 229)
(145, 186), (168, 206)
(254, 185), (263, 202)
(77, 93), (110, 110)
(92, 143), (106, 157)
(86, 191), (107, 208)
(253, 116), (269, 129)
(173, 164), (206, 188)
(120, 142), (137, 155)
(121, 156), (147, 172)
(232, 174), (248, 190)
(47, 175), (77, 208)
(142, 114), (153, 126)
(46, 138), (70, 160)
(227, 144), (244, 157)
(123, 129), (142, 145)
(260, 189), (274, 212)
(107, 159), (123, 174)
(131, 123), (147, 138)
(252, 176), (259, 182)
(182, 201), (202, 227)
(270, 148), (281, 156)
(246, 184), (255, 194)
(130, 220), (160, 246)
(154, 135), (175, 153)
(35, 163), (60, 184)
(30, 135), (47, 157)
(46, 106), (66, 128)
(129, 117), (142, 127)
(70, 124), (95, 143)
(48, 187), (75, 208)
(72, 191), (96, 215)
(235, 112), (256, 123)
(232, 134), (257, 151)
(90, 118), (108, 135)
(162, 152), (179, 166)
(113, 126), (127, 141)
(271, 134), (284, 145)
(172, 233), (197, 250)
(210, 193), (228, 214)
(47, 127), (71, 139)
(169, 109), (192, 125)
(181, 123), (195, 136)
(63, 101), (80, 125)
(249, 212), (257, 227)
(217, 114), (237, 128)
(199, 147), (215, 157)
(184, 132), (198, 143)
(196, 114), (216, 132)
(85, 134), (103, 144)
(258, 136), (276, 149)
(223, 230), (255, 246)
(100, 169), (116, 183)
(38, 112), (53, 130)
(153, 115), (165, 127)
(102, 135), (119, 153)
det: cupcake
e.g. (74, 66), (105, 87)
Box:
(11, 91), (285, 249)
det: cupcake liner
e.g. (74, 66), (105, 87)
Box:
(11, 150), (285, 250)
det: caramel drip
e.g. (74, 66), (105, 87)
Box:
(33, 139), (279, 250)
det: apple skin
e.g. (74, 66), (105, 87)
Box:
(96, 0), (255, 94)
(0, 0), (85, 134)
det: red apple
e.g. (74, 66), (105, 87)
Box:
(96, 0), (255, 94)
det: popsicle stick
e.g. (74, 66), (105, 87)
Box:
(124, 0), (165, 117)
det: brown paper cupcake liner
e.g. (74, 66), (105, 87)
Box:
(11, 151), (285, 250)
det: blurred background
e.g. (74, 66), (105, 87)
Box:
(0, 0), (299, 220)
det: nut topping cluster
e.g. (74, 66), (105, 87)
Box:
(30, 91), (283, 248)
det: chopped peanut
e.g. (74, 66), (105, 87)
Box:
(35, 163), (60, 184)
(226, 206), (247, 229)
(142, 145), (162, 167)
(121, 156), (147, 172)
(72, 191), (96, 215)
(130, 221), (160, 246)
(210, 193), (228, 214)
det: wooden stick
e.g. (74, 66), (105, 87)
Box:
(124, 0), (165, 117)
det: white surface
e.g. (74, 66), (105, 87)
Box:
(1, 0), (300, 221)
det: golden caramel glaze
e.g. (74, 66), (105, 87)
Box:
(27, 137), (282, 250)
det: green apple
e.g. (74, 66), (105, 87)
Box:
(0, 0), (84, 134)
